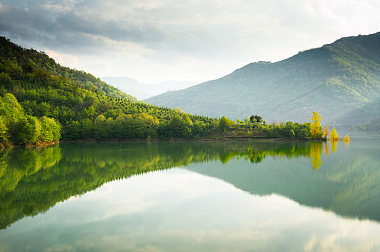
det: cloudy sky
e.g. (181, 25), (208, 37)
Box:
(1, 0), (380, 84)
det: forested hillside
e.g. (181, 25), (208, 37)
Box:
(0, 37), (219, 141)
(146, 32), (380, 125)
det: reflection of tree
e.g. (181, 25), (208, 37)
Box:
(310, 142), (323, 169)
(331, 140), (338, 153)
(0, 140), (329, 230)
(0, 146), (62, 229)
(0, 146), (61, 194)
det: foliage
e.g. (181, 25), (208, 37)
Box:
(167, 114), (193, 138)
(310, 112), (323, 139)
(219, 116), (233, 132)
(330, 127), (339, 140)
(0, 117), (7, 142)
(344, 134), (350, 142)
(249, 115), (265, 125)
(0, 93), (60, 146)
(324, 125), (329, 139)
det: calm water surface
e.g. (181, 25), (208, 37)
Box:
(1, 134), (380, 252)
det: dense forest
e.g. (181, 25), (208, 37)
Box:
(0, 36), (319, 146)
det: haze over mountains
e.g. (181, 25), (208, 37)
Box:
(146, 32), (380, 125)
(101, 77), (195, 100)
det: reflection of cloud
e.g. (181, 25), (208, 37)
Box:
(1, 168), (380, 252)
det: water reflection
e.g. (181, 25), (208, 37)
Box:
(1, 138), (377, 233)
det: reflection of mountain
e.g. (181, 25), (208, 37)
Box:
(0, 141), (311, 230)
(186, 139), (380, 222)
(1, 139), (379, 230)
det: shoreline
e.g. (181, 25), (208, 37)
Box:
(60, 136), (323, 144)
(1, 136), (327, 150)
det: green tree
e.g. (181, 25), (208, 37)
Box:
(0, 116), (8, 142)
(11, 116), (41, 145)
(94, 115), (108, 139)
(219, 116), (232, 132)
(169, 114), (193, 138)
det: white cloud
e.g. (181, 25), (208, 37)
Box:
(1, 0), (380, 83)
(44, 50), (80, 68)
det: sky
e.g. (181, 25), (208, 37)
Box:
(1, 0), (380, 84)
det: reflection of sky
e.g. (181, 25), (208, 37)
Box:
(1, 168), (380, 252)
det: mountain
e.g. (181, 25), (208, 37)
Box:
(101, 76), (195, 100)
(146, 32), (380, 125)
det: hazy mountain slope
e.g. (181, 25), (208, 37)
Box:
(146, 32), (380, 124)
(101, 76), (195, 100)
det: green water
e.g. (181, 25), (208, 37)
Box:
(0, 135), (380, 251)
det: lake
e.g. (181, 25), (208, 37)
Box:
(1, 134), (380, 252)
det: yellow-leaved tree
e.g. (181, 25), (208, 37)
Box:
(310, 112), (323, 138)
(344, 134), (350, 142)
(330, 127), (338, 140)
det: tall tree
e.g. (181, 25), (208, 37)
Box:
(310, 112), (323, 139)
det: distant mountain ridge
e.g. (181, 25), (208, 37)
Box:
(146, 32), (380, 125)
(101, 76), (195, 100)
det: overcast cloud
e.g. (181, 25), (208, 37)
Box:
(1, 0), (380, 83)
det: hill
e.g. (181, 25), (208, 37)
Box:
(101, 77), (195, 100)
(0, 37), (218, 141)
(146, 32), (380, 125)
